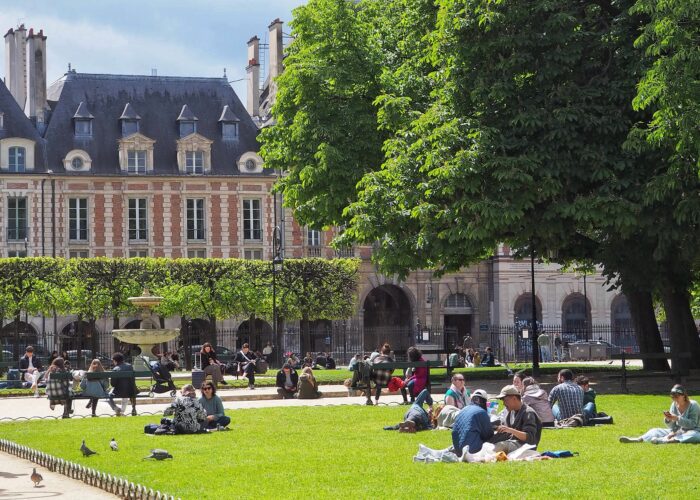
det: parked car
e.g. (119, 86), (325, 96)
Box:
(0, 344), (51, 362)
(179, 345), (236, 363)
(64, 349), (112, 366)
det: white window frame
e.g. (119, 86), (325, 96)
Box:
(128, 198), (148, 241)
(127, 150), (147, 174)
(242, 199), (262, 241)
(8, 146), (26, 172)
(68, 198), (89, 241)
(244, 248), (263, 260)
(185, 151), (204, 174)
(186, 198), (205, 241)
(307, 228), (321, 247)
(128, 249), (149, 258)
(69, 250), (89, 259)
(187, 249), (207, 258)
(7, 197), (27, 240)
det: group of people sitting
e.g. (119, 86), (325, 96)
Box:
(447, 346), (498, 368)
(275, 363), (323, 399)
(145, 381), (231, 435)
(41, 351), (139, 418)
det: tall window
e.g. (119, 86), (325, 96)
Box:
(307, 228), (321, 247)
(127, 150), (146, 173)
(243, 199), (262, 241)
(68, 198), (88, 241)
(185, 151), (204, 174)
(128, 198), (148, 241)
(7, 197), (27, 240)
(186, 198), (205, 240)
(8, 147), (26, 172)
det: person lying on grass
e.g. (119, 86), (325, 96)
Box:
(619, 384), (700, 444)
(162, 384), (207, 434)
(383, 389), (434, 433)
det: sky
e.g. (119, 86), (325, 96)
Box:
(0, 0), (307, 100)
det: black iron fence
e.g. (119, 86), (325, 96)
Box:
(1, 321), (671, 370)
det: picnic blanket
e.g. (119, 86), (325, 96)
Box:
(413, 443), (561, 463)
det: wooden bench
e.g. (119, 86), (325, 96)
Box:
(611, 352), (691, 393)
(353, 360), (443, 405)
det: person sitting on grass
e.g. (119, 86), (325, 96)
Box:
(521, 377), (555, 427)
(444, 373), (470, 409)
(619, 384), (700, 444)
(198, 381), (230, 431)
(575, 375), (597, 420)
(45, 357), (73, 418)
(162, 384), (207, 434)
(383, 389), (435, 433)
(276, 363), (299, 399)
(489, 384), (543, 453)
(109, 352), (138, 416)
(480, 347), (496, 367)
(451, 389), (494, 456)
(548, 369), (583, 420)
(298, 366), (322, 399)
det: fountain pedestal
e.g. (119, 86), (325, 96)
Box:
(112, 289), (179, 370)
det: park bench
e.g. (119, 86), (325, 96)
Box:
(50, 370), (154, 417)
(353, 360), (443, 405)
(611, 352), (691, 393)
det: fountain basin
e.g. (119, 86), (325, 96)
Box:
(112, 328), (179, 345)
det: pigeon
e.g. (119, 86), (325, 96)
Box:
(80, 440), (97, 457)
(31, 467), (43, 487)
(143, 449), (173, 460)
(110, 438), (118, 451)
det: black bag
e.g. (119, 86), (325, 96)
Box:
(192, 369), (205, 388)
(255, 360), (268, 374)
(224, 362), (238, 375)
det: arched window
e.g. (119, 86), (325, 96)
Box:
(514, 294), (542, 324)
(611, 295), (632, 332)
(562, 294), (590, 332)
(9, 146), (26, 172)
(445, 293), (472, 308)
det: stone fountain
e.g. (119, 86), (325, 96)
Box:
(112, 288), (179, 370)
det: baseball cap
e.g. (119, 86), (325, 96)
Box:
(495, 385), (521, 399)
(670, 385), (686, 396)
(471, 389), (488, 401)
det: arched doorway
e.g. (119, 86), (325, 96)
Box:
(0, 321), (39, 359)
(183, 318), (214, 346)
(443, 293), (473, 349)
(363, 284), (412, 352)
(562, 294), (591, 341)
(611, 294), (633, 348)
(60, 320), (101, 368)
(237, 318), (272, 351)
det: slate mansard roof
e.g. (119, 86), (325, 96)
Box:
(0, 79), (46, 165)
(44, 72), (261, 175)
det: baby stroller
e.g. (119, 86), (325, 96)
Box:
(142, 357), (177, 397)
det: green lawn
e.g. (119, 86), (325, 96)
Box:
(1, 394), (698, 498)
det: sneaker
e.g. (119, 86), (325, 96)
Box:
(619, 436), (641, 443)
(34, 392), (41, 398)
(131, 409), (138, 416)
(249, 384), (255, 390)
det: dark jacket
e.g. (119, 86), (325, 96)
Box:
(200, 349), (221, 367)
(19, 355), (44, 373)
(275, 369), (299, 389)
(110, 362), (137, 398)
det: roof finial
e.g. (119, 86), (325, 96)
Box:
(68, 62), (71, 73)
(223, 67), (227, 78)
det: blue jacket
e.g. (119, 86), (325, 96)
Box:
(451, 404), (494, 456)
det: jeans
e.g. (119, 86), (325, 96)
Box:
(583, 402), (597, 420)
(203, 415), (231, 429)
(540, 346), (551, 362)
(640, 428), (700, 443)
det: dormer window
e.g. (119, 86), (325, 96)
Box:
(71, 157), (84, 169)
(186, 151), (204, 174)
(218, 105), (240, 140)
(177, 105), (198, 138)
(127, 150), (147, 173)
(119, 103), (141, 137)
(9, 146), (26, 172)
(73, 102), (94, 137)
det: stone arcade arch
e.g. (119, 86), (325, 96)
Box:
(443, 293), (474, 349)
(363, 284), (413, 353)
(513, 294), (543, 324)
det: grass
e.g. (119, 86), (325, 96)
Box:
(1, 394), (698, 498)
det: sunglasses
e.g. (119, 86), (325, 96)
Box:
(202, 387), (213, 391)
(455, 378), (465, 381)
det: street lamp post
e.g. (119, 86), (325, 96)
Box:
(531, 246), (540, 377)
(272, 226), (283, 368)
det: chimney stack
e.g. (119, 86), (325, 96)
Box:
(268, 19), (283, 97)
(24, 28), (48, 128)
(246, 36), (260, 117)
(4, 25), (27, 109)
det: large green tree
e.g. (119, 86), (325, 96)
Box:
(259, 0), (386, 228)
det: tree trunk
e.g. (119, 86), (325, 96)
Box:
(661, 284), (700, 371)
(301, 316), (311, 356)
(181, 316), (192, 371)
(112, 314), (121, 353)
(626, 289), (669, 371)
(13, 312), (21, 361)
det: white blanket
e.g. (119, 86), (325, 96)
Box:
(413, 442), (541, 463)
